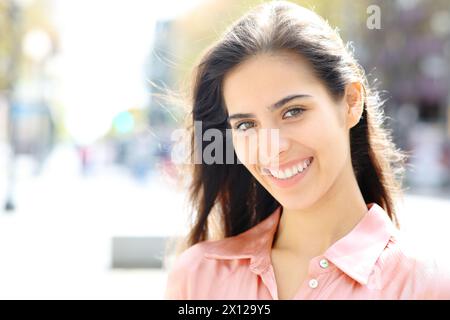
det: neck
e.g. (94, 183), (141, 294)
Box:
(272, 160), (368, 259)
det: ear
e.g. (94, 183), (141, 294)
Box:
(344, 82), (365, 129)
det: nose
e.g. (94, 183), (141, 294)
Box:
(257, 128), (291, 167)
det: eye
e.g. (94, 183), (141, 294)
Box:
(234, 121), (255, 132)
(282, 107), (305, 119)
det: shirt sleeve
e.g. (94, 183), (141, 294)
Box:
(163, 243), (205, 300)
(422, 259), (450, 299)
(411, 256), (450, 300)
(164, 258), (188, 300)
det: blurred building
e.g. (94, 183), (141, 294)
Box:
(353, 0), (450, 191)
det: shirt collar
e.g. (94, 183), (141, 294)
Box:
(203, 202), (397, 285)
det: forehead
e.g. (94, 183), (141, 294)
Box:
(223, 51), (320, 112)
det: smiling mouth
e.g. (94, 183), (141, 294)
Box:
(262, 157), (313, 180)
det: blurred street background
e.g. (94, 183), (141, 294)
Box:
(1, 0), (450, 299)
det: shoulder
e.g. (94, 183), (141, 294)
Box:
(169, 241), (211, 272)
(164, 240), (222, 300)
(381, 235), (450, 299)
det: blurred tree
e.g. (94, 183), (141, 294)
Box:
(0, 0), (22, 93)
(1, 0), (58, 211)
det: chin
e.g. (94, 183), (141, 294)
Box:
(274, 186), (322, 210)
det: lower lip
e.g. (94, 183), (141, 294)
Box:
(265, 157), (313, 188)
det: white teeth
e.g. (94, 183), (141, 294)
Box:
(267, 158), (312, 180)
(285, 168), (293, 177)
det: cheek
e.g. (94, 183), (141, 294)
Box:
(295, 110), (346, 169)
(317, 119), (349, 172)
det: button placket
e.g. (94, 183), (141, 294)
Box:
(308, 278), (319, 289)
(305, 257), (331, 291)
(319, 258), (329, 269)
(294, 256), (333, 297)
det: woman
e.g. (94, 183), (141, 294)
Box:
(164, 1), (450, 299)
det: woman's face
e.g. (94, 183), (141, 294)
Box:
(223, 51), (360, 210)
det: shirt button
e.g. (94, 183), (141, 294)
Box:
(319, 258), (329, 269)
(308, 279), (319, 289)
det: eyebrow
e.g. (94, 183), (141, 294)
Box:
(227, 94), (312, 121)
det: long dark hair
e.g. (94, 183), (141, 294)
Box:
(172, 1), (408, 254)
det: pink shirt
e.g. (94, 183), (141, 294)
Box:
(165, 202), (450, 299)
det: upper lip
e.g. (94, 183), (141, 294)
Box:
(262, 156), (313, 172)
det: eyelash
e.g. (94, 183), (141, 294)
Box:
(233, 107), (306, 132)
